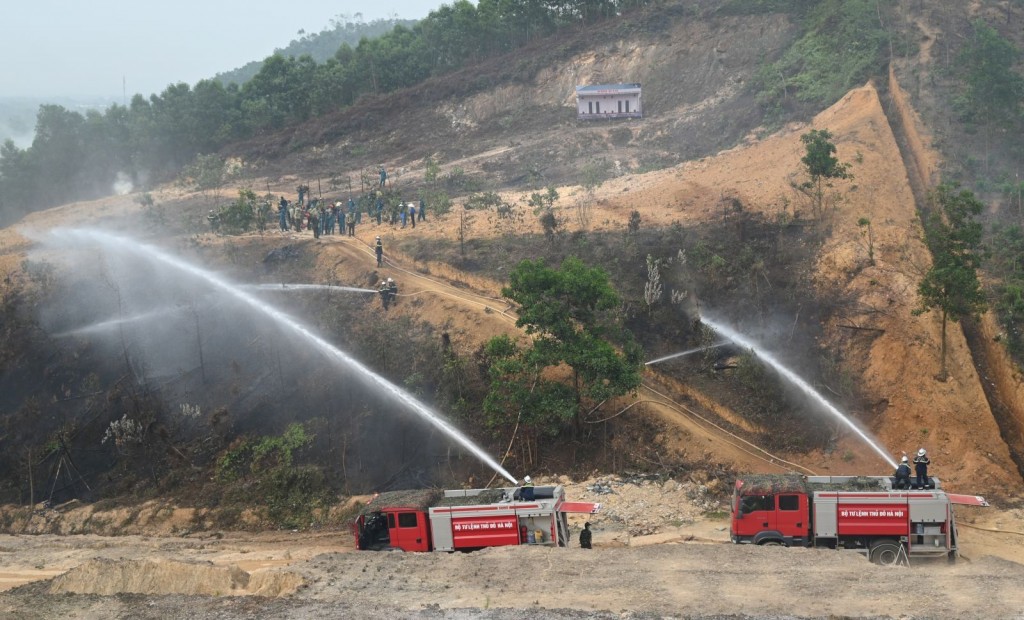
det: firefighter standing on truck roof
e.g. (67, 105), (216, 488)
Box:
(521, 475), (535, 501)
(914, 448), (931, 489)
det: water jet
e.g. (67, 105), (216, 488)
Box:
(47, 228), (518, 484)
(700, 313), (896, 469)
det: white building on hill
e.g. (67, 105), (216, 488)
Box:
(575, 83), (642, 120)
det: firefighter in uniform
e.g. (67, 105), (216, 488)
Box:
(386, 277), (398, 306)
(521, 475), (535, 501)
(579, 522), (593, 549)
(913, 448), (931, 489)
(893, 455), (912, 490)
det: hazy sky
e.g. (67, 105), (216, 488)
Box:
(0, 0), (444, 100)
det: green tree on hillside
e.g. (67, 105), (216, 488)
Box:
(956, 20), (1024, 171)
(914, 184), (988, 382)
(482, 257), (643, 464)
(797, 128), (852, 218)
(989, 224), (1024, 358)
(958, 21), (1024, 130)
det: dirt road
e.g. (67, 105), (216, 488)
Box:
(2, 477), (1023, 619)
(2, 526), (1024, 619)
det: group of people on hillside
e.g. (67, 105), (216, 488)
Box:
(277, 192), (364, 238)
(893, 448), (931, 489)
(275, 177), (427, 239)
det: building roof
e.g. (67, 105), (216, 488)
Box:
(576, 83), (641, 93)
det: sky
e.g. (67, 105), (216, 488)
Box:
(0, 0), (444, 100)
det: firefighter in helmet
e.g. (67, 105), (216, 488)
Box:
(521, 475), (535, 501)
(914, 448), (931, 489)
(893, 455), (912, 490)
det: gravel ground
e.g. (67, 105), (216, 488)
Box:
(2, 476), (1022, 619)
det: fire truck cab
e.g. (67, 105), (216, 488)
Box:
(730, 474), (988, 565)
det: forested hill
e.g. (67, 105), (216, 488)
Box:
(213, 17), (418, 87)
(1, 0), (1022, 236)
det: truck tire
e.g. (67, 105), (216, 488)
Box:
(758, 540), (784, 547)
(869, 540), (903, 566)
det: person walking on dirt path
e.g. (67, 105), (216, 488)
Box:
(580, 522), (593, 549)
(375, 236), (383, 267)
(418, 198), (425, 222)
(409, 202), (416, 229)
(379, 166), (387, 187)
(347, 213), (356, 236)
(913, 449), (930, 489)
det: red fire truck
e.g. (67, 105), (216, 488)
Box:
(730, 474), (988, 565)
(353, 485), (600, 552)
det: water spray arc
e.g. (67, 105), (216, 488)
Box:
(700, 314), (897, 469)
(645, 342), (728, 366)
(55, 306), (186, 337)
(246, 283), (377, 294)
(50, 228), (519, 485)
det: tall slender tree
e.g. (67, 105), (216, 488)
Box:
(914, 184), (988, 381)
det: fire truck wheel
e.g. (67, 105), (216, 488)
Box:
(758, 540), (784, 546)
(869, 540), (902, 566)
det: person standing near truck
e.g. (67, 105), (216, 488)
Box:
(579, 522), (593, 549)
(914, 449), (931, 488)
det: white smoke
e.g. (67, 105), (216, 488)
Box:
(112, 171), (134, 195)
